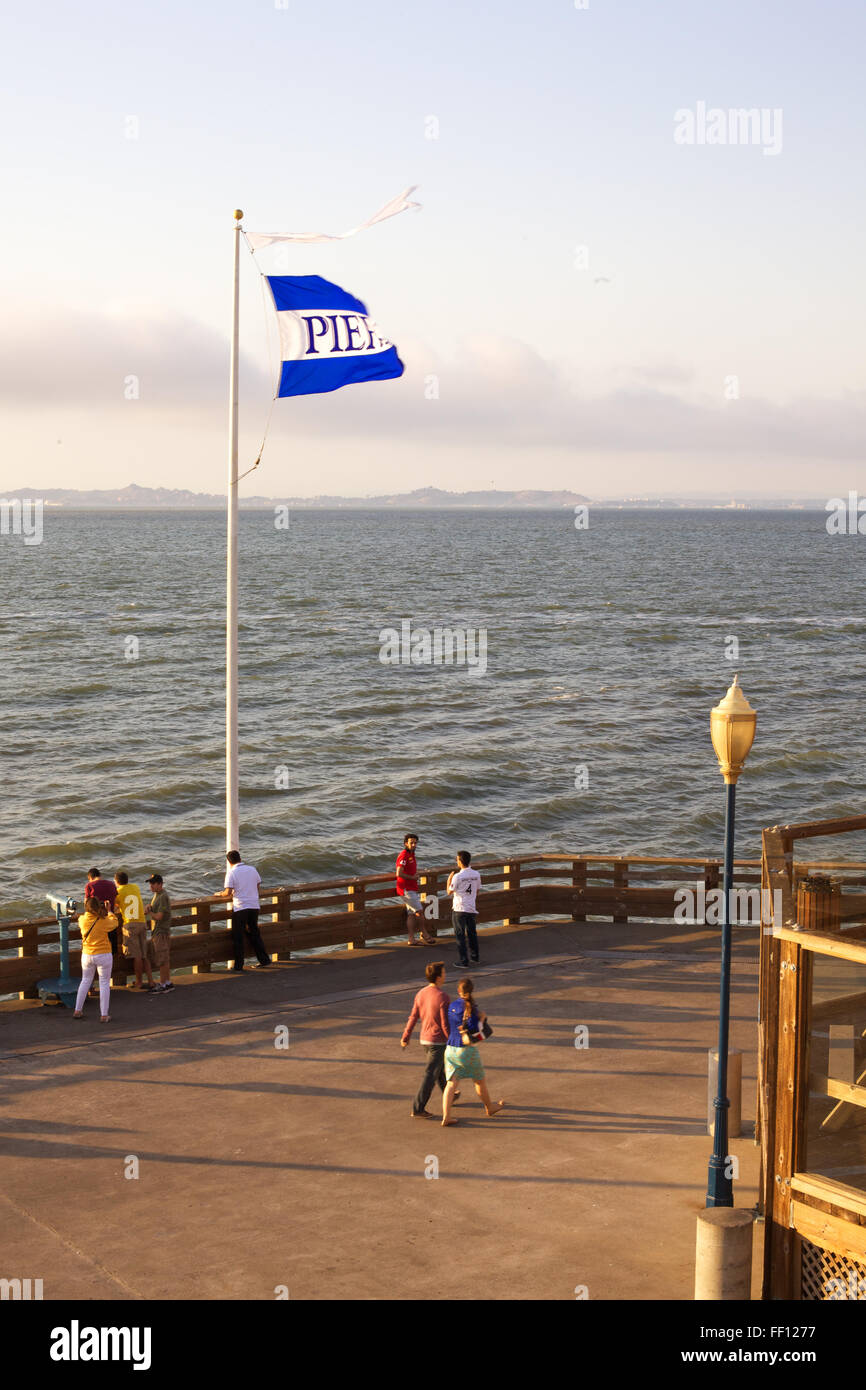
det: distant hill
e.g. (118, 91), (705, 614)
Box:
(3, 483), (591, 509)
(2, 484), (823, 510)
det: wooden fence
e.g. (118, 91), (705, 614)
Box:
(1, 851), (765, 1001)
(759, 814), (866, 1300)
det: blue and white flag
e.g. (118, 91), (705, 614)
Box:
(267, 274), (403, 398)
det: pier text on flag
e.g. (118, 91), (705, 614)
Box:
(267, 274), (403, 398)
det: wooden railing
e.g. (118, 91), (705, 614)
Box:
(759, 814), (866, 1300)
(0, 851), (772, 1001)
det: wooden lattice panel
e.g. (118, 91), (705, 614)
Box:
(801, 1238), (866, 1300)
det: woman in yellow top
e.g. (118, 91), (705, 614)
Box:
(73, 896), (117, 1022)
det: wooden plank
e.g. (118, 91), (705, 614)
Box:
(793, 863), (866, 876)
(524, 886), (566, 915)
(359, 884), (405, 903)
(283, 892), (352, 912)
(791, 1173), (866, 1220)
(13, 928), (60, 950)
(769, 931), (800, 1299)
(607, 867), (758, 885)
(773, 927), (866, 967)
(539, 854), (762, 868)
(0, 917), (57, 941)
(806, 1074), (866, 1111)
(474, 890), (514, 924)
(516, 866), (589, 881)
(795, 940), (814, 1210)
(791, 1200), (866, 1263)
(0, 957), (52, 988)
(779, 814), (866, 840)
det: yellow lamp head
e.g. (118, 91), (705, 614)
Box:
(710, 673), (757, 785)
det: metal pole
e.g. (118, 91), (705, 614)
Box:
(226, 210), (243, 853)
(707, 780), (736, 1206)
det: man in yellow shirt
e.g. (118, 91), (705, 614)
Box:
(115, 871), (156, 991)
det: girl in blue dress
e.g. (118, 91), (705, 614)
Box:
(441, 978), (504, 1125)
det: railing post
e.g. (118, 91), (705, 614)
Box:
(347, 881), (366, 950)
(274, 888), (292, 961)
(504, 860), (521, 926)
(572, 859), (587, 922)
(192, 900), (211, 974)
(18, 922), (39, 1000)
(613, 859), (628, 923)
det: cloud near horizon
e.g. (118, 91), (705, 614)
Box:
(1, 308), (863, 462)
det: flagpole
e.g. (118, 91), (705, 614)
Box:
(226, 208), (243, 852)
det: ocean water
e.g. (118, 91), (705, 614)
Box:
(2, 507), (866, 919)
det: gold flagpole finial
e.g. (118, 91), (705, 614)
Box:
(233, 209), (244, 221)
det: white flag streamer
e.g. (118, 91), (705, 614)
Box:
(247, 186), (421, 250)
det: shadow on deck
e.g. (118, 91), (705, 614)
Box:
(0, 916), (763, 1300)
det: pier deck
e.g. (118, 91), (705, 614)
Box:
(0, 918), (762, 1300)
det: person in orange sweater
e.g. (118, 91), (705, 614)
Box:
(400, 961), (459, 1118)
(73, 896), (117, 1022)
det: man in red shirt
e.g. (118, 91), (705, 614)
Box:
(401, 961), (459, 1118)
(396, 832), (435, 946)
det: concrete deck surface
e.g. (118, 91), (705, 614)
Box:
(0, 918), (763, 1300)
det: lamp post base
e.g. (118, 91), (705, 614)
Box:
(706, 1157), (734, 1208)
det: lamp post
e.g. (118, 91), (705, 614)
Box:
(706, 673), (757, 1208)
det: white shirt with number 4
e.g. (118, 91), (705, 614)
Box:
(451, 868), (481, 913)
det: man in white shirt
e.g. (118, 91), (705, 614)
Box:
(216, 850), (271, 972)
(446, 850), (482, 967)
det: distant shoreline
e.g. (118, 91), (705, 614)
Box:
(33, 505), (828, 517)
(4, 485), (832, 511)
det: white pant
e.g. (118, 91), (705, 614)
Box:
(75, 952), (112, 1015)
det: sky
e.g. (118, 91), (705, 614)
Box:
(0, 0), (864, 498)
